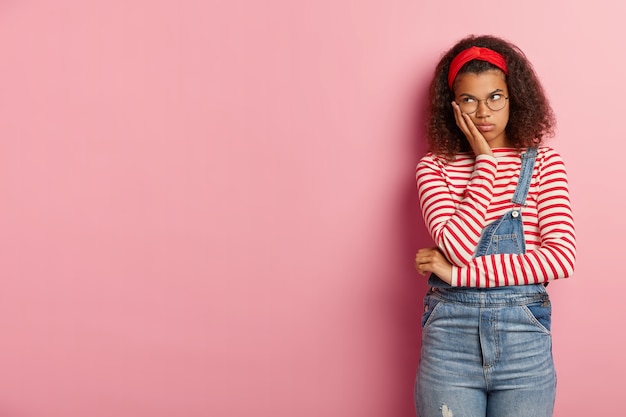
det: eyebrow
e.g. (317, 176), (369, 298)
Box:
(458, 88), (505, 98)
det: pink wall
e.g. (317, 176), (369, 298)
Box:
(0, 1), (619, 416)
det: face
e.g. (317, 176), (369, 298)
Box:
(454, 69), (510, 148)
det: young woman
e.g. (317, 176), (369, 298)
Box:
(413, 35), (576, 417)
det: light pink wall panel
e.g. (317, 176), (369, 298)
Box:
(0, 0), (620, 416)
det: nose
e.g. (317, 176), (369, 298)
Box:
(475, 99), (490, 118)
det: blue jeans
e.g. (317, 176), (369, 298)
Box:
(414, 285), (555, 417)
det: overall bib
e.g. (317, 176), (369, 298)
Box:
(415, 148), (556, 417)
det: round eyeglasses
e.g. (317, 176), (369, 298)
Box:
(455, 93), (509, 114)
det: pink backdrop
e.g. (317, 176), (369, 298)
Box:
(0, 1), (620, 416)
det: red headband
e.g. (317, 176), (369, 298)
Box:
(447, 46), (508, 89)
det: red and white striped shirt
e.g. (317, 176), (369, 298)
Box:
(416, 147), (576, 287)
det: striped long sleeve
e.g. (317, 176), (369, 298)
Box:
(416, 147), (576, 287)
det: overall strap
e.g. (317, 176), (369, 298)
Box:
(511, 147), (538, 206)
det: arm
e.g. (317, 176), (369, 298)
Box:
(450, 150), (576, 287)
(416, 153), (498, 266)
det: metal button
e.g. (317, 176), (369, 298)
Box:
(512, 210), (519, 218)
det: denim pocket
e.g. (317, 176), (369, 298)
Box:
(421, 294), (443, 328)
(522, 300), (552, 333)
(492, 233), (521, 255)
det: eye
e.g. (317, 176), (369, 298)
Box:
(460, 97), (476, 104)
(490, 93), (503, 101)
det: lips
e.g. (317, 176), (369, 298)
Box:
(475, 124), (495, 133)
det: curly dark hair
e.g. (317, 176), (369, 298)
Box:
(426, 35), (555, 157)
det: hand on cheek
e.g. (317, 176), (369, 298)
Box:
(451, 101), (493, 157)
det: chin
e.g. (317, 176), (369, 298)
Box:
(487, 136), (507, 147)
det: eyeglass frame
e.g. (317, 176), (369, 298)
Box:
(454, 93), (509, 114)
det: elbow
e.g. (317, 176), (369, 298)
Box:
(557, 257), (576, 281)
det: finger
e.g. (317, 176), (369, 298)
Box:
(414, 260), (430, 276)
(414, 258), (424, 274)
(452, 102), (472, 137)
(415, 247), (440, 264)
(461, 112), (484, 141)
(416, 246), (438, 255)
(414, 254), (433, 275)
(454, 111), (494, 158)
(453, 103), (488, 153)
(415, 251), (432, 265)
(415, 254), (434, 268)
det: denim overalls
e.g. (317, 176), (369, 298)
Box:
(415, 148), (557, 417)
